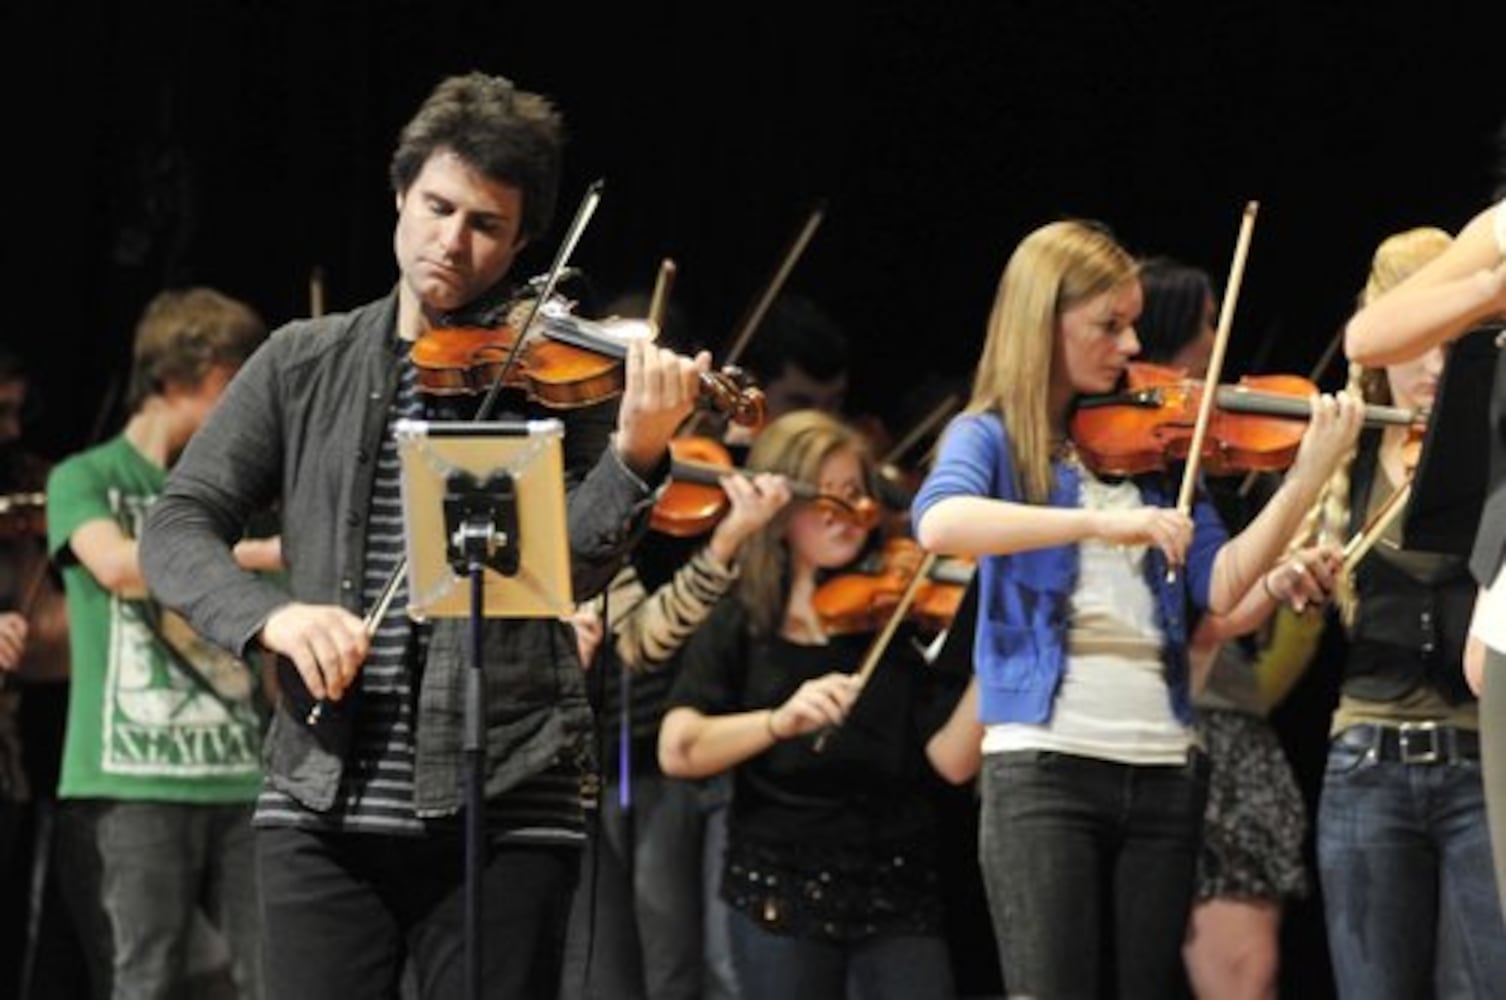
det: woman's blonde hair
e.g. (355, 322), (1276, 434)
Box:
(736, 410), (877, 637)
(1301, 226), (1452, 623)
(966, 219), (1138, 503)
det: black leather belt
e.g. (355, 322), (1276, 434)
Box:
(1336, 722), (1481, 764)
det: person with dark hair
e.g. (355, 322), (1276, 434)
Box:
(138, 72), (708, 999)
(1137, 258), (1325, 1000)
(46, 287), (270, 998)
(1134, 258), (1218, 376)
(737, 294), (851, 424)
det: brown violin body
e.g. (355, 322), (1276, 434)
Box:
(652, 437), (740, 538)
(1070, 361), (1419, 478)
(813, 536), (972, 636)
(411, 300), (766, 427)
(409, 312), (638, 408)
(653, 437), (881, 538)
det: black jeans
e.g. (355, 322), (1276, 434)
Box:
(256, 825), (577, 1000)
(978, 750), (1209, 1000)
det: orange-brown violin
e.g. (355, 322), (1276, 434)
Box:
(1070, 361), (1423, 477)
(653, 436), (881, 538)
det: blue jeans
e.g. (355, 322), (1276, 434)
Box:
(1317, 730), (1506, 999)
(700, 780), (740, 1000)
(728, 909), (953, 1000)
(978, 749), (1209, 1000)
(560, 771), (715, 1000)
(96, 800), (261, 999)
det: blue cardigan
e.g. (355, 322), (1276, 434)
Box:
(911, 412), (1228, 726)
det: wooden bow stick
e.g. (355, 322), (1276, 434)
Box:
(1169, 200), (1260, 580)
(1341, 477), (1412, 574)
(720, 200), (826, 367)
(813, 549), (939, 752)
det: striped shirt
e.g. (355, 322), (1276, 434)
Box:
(256, 358), (584, 844)
(596, 544), (739, 760)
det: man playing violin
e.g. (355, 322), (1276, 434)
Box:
(140, 72), (708, 1000)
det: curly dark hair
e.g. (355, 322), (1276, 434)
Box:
(389, 72), (565, 245)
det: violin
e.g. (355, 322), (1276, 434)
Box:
(0, 491), (46, 541)
(410, 296), (767, 428)
(1070, 361), (1423, 477)
(653, 436), (881, 537)
(812, 536), (973, 636)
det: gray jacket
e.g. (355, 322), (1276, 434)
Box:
(140, 291), (656, 816)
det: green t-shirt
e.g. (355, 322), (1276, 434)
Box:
(47, 435), (261, 802)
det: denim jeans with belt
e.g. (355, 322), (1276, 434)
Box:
(1318, 723), (1506, 999)
(977, 749), (1209, 1000)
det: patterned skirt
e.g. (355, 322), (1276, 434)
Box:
(1195, 707), (1309, 901)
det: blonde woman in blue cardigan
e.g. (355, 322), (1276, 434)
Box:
(912, 219), (1362, 999)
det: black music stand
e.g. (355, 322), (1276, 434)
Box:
(395, 418), (574, 1000)
(1401, 325), (1503, 555)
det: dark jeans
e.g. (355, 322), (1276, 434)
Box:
(29, 798), (113, 1000)
(727, 909), (954, 1000)
(559, 771), (715, 1000)
(257, 825), (577, 1000)
(978, 749), (1209, 1000)
(1317, 727), (1506, 999)
(96, 800), (261, 1000)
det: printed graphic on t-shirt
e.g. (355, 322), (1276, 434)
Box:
(101, 488), (259, 778)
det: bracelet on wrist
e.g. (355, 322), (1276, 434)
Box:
(765, 708), (781, 741)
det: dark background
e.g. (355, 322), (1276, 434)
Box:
(8, 2), (1504, 995)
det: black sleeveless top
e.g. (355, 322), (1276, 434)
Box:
(1344, 431), (1476, 704)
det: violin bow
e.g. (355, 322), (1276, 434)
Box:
(813, 549), (939, 753)
(881, 391), (963, 469)
(647, 257), (676, 335)
(309, 265), (327, 319)
(721, 200), (826, 368)
(1170, 201), (1260, 579)
(1340, 476), (1412, 575)
(679, 200), (825, 439)
(308, 181), (608, 725)
(473, 179), (605, 425)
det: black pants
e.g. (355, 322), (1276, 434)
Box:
(256, 825), (578, 1000)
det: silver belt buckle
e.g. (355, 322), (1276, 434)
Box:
(1397, 721), (1444, 764)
